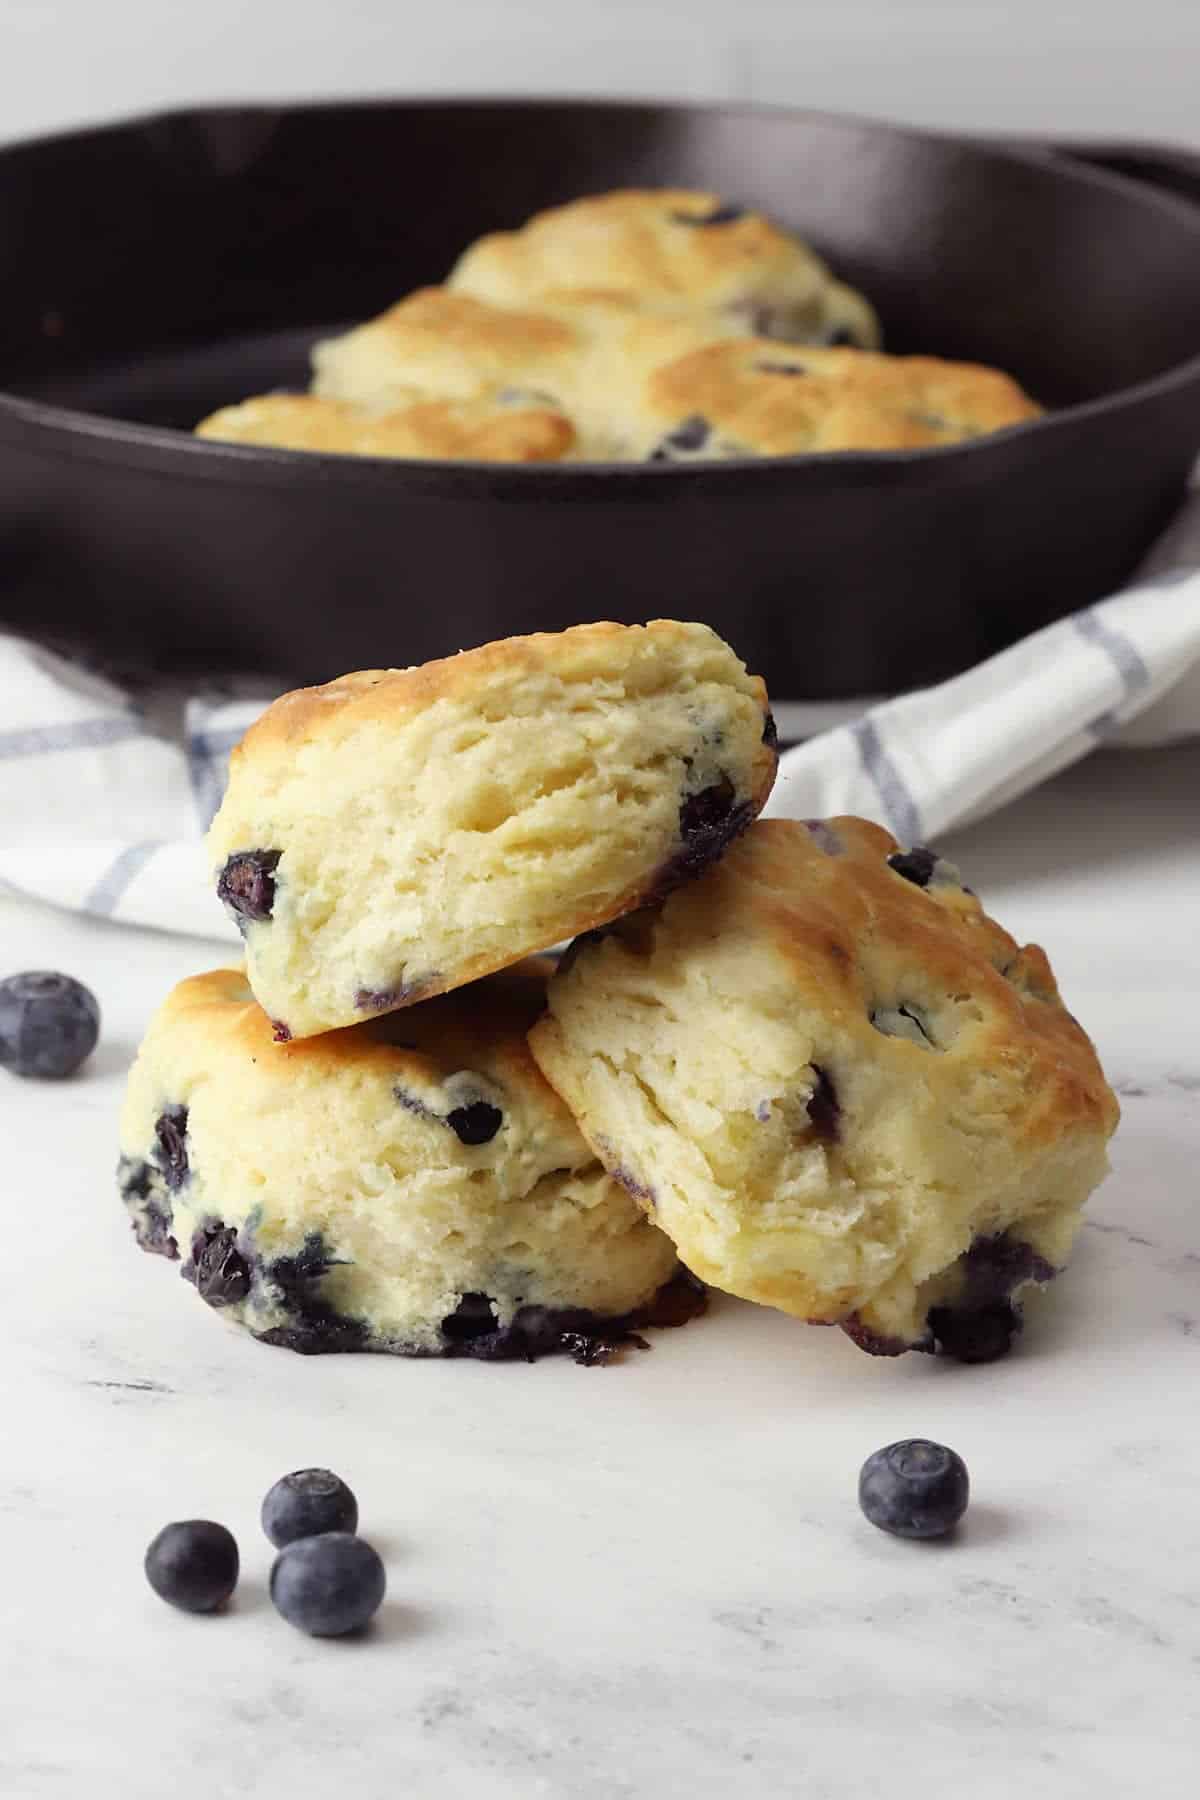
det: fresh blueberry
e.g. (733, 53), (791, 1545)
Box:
(269, 1532), (386, 1637)
(217, 849), (281, 926)
(262, 1469), (359, 1548)
(144, 1520), (239, 1613)
(0, 971), (99, 1079)
(858, 1439), (970, 1539)
(446, 1099), (503, 1145)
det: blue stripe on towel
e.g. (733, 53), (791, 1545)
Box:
(0, 716), (144, 760)
(84, 840), (164, 917)
(850, 717), (922, 843)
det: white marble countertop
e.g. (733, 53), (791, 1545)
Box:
(4, 742), (1199, 1800)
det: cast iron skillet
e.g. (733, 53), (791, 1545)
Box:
(1, 98), (1199, 699)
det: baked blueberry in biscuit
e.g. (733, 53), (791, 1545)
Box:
(530, 818), (1119, 1359)
(624, 339), (1041, 461)
(207, 620), (776, 1039)
(118, 961), (699, 1361)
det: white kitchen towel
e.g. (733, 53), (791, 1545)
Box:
(1, 491), (1198, 943)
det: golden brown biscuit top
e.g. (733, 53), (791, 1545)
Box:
(654, 818), (1118, 1144)
(196, 391), (574, 464)
(372, 287), (581, 358)
(311, 285), (587, 404)
(229, 619), (769, 766)
(157, 959), (561, 1098)
(637, 341), (1042, 457)
(448, 188), (839, 310)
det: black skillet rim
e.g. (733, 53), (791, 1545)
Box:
(2, 93), (1199, 495)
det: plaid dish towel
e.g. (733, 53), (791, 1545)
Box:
(1, 490), (1198, 943)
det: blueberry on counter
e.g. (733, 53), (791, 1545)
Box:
(858, 1439), (970, 1539)
(270, 1532), (386, 1637)
(144, 1520), (239, 1613)
(262, 1468), (359, 1548)
(0, 971), (100, 1078)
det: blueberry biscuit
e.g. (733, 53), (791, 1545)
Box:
(197, 391), (576, 463)
(530, 818), (1118, 1359)
(119, 962), (697, 1360)
(622, 340), (1041, 460)
(207, 620), (777, 1040)
(447, 189), (880, 350)
(311, 286), (590, 415)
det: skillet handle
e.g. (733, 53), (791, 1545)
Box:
(1043, 140), (1200, 211)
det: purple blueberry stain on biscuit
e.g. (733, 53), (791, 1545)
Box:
(254, 1233), (369, 1356)
(354, 978), (436, 1014)
(612, 1165), (656, 1206)
(761, 711), (779, 751)
(438, 1268), (705, 1364)
(929, 1234), (1057, 1362)
(840, 1314), (927, 1358)
(756, 360), (809, 376)
(271, 1020), (293, 1043)
(217, 849), (282, 928)
(596, 1136), (657, 1207)
(138, 1199), (179, 1260)
(803, 820), (843, 856)
(153, 1105), (190, 1190)
(839, 1233), (1059, 1363)
(395, 1087), (438, 1124)
(118, 1155), (179, 1260)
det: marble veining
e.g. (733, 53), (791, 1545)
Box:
(2, 743), (1199, 1798)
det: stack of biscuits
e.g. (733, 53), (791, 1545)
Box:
(119, 622), (1117, 1366)
(197, 190), (1041, 465)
